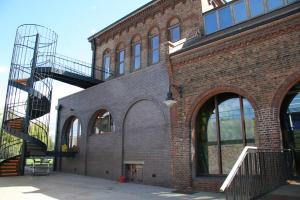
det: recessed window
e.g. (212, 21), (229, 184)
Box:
(116, 44), (125, 76)
(93, 110), (114, 134)
(149, 27), (160, 65)
(65, 117), (81, 150)
(131, 35), (141, 70)
(168, 18), (181, 43)
(195, 93), (255, 176)
(103, 50), (111, 80)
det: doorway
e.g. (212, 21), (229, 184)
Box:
(281, 83), (300, 176)
(125, 164), (143, 183)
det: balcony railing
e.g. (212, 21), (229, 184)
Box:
(204, 0), (298, 35)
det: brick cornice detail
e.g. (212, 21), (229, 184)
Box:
(170, 13), (300, 67)
(95, 0), (187, 45)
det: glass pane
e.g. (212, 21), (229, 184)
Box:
(134, 56), (141, 69)
(94, 112), (113, 134)
(267, 0), (284, 11)
(119, 50), (125, 62)
(152, 49), (159, 64)
(151, 35), (159, 49)
(234, 0), (248, 23)
(170, 26), (180, 43)
(134, 43), (141, 56)
(243, 99), (255, 145)
(219, 96), (243, 174)
(197, 97), (220, 175)
(249, 0), (265, 17)
(288, 93), (300, 149)
(204, 11), (218, 34)
(288, 0), (297, 3)
(119, 63), (125, 74)
(104, 56), (110, 79)
(219, 6), (233, 30)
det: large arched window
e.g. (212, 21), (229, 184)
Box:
(93, 110), (114, 134)
(131, 35), (142, 71)
(64, 117), (82, 150)
(168, 17), (181, 43)
(116, 43), (125, 76)
(195, 93), (255, 176)
(148, 27), (160, 65)
(103, 49), (111, 80)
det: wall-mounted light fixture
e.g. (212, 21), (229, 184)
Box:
(163, 84), (183, 108)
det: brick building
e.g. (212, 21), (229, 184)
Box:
(56, 0), (300, 191)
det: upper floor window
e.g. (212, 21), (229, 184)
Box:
(168, 18), (181, 43)
(93, 110), (114, 134)
(116, 44), (125, 76)
(131, 35), (142, 70)
(149, 27), (160, 65)
(103, 50), (111, 80)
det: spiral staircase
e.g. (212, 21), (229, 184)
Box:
(0, 24), (107, 177)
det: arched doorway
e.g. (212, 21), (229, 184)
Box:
(194, 93), (256, 176)
(280, 83), (300, 176)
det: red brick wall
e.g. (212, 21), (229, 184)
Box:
(169, 12), (300, 191)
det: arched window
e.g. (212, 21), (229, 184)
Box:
(149, 27), (160, 65)
(131, 35), (142, 71)
(168, 18), (181, 43)
(103, 49), (111, 80)
(93, 110), (114, 134)
(195, 93), (255, 176)
(65, 117), (82, 150)
(116, 43), (125, 76)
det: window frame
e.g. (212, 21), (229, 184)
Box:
(168, 23), (181, 43)
(116, 48), (125, 76)
(149, 33), (160, 65)
(102, 51), (111, 80)
(131, 41), (142, 71)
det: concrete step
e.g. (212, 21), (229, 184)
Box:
(260, 180), (300, 200)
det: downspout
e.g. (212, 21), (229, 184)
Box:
(91, 38), (96, 79)
(53, 104), (62, 171)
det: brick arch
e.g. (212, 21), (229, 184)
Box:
(272, 69), (300, 110)
(184, 85), (258, 129)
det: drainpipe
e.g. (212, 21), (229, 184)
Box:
(91, 38), (96, 79)
(53, 104), (62, 171)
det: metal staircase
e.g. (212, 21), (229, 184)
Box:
(0, 24), (109, 176)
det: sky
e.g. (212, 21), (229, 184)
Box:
(0, 0), (151, 140)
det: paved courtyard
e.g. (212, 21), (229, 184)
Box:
(0, 173), (225, 200)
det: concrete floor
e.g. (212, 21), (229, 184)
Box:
(0, 173), (225, 200)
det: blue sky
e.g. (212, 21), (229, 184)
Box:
(0, 0), (150, 138)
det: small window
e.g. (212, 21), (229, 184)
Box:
(233, 0), (247, 23)
(131, 35), (141, 70)
(204, 11), (218, 34)
(267, 0), (284, 11)
(219, 6), (233, 30)
(249, 0), (265, 17)
(103, 50), (111, 80)
(116, 44), (125, 76)
(65, 118), (81, 150)
(93, 110), (114, 134)
(149, 27), (160, 65)
(168, 18), (181, 43)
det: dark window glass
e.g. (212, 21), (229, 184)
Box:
(196, 93), (255, 175)
(219, 6), (233, 30)
(133, 43), (141, 70)
(117, 50), (125, 75)
(150, 35), (159, 64)
(103, 54), (110, 80)
(170, 25), (180, 43)
(267, 0), (284, 11)
(233, 0), (248, 23)
(94, 111), (114, 134)
(204, 11), (218, 34)
(249, 0), (265, 17)
(66, 118), (81, 150)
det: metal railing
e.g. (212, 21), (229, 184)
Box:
(220, 146), (294, 200)
(0, 138), (22, 162)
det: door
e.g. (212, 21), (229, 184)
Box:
(125, 164), (143, 183)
